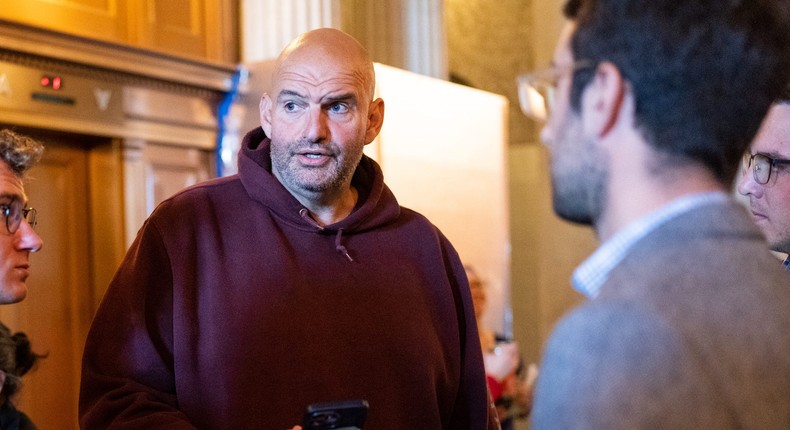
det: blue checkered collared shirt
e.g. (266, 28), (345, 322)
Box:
(784, 257), (790, 273)
(572, 192), (729, 299)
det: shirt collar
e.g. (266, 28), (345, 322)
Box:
(572, 192), (729, 299)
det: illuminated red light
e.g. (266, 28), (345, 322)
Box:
(39, 75), (63, 90)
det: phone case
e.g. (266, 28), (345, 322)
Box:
(302, 399), (369, 430)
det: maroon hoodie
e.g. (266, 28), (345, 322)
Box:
(79, 128), (495, 429)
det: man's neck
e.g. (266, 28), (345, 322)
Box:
(597, 164), (725, 241)
(298, 186), (359, 227)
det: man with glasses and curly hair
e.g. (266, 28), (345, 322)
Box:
(518, 0), (790, 428)
(738, 88), (790, 273)
(0, 130), (42, 304)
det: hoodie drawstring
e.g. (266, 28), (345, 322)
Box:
(335, 229), (354, 262)
(298, 208), (321, 228)
(300, 209), (354, 262)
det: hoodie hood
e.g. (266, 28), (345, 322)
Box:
(238, 127), (401, 235)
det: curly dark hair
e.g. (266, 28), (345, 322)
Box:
(0, 130), (43, 178)
(563, 0), (790, 184)
(0, 321), (44, 399)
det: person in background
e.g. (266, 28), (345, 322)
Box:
(738, 88), (790, 272)
(0, 321), (43, 430)
(518, 0), (790, 427)
(0, 130), (45, 428)
(466, 265), (536, 429)
(0, 130), (43, 304)
(79, 28), (497, 429)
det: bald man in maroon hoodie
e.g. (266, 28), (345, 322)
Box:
(79, 28), (498, 430)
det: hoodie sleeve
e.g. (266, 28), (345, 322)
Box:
(79, 219), (196, 429)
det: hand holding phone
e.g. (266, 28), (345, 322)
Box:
(301, 399), (369, 430)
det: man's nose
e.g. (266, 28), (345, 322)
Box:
(17, 220), (43, 253)
(302, 106), (329, 143)
(737, 165), (763, 198)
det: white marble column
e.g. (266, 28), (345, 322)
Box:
(403, 0), (447, 79)
(240, 0), (342, 62)
(240, 0), (448, 79)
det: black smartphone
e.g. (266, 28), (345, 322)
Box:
(302, 399), (369, 430)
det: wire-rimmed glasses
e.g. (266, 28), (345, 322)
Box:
(516, 61), (594, 122)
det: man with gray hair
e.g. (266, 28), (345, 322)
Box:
(738, 88), (790, 272)
(0, 129), (43, 304)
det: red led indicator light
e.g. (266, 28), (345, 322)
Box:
(40, 75), (63, 90)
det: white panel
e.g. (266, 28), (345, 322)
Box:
(372, 63), (510, 333)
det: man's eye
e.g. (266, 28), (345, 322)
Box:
(0, 204), (15, 218)
(329, 103), (349, 114)
(283, 102), (299, 112)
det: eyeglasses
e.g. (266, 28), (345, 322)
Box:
(0, 202), (37, 235)
(742, 152), (790, 185)
(516, 61), (594, 122)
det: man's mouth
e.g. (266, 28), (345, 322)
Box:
(750, 209), (767, 221)
(296, 150), (332, 166)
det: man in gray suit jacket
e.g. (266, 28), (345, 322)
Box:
(516, 0), (790, 428)
(738, 89), (790, 273)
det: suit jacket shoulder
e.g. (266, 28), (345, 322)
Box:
(533, 200), (790, 429)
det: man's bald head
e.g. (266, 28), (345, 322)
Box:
(273, 28), (376, 101)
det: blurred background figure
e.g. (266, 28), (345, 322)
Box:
(0, 321), (43, 430)
(467, 265), (537, 429)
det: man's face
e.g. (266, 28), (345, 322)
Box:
(737, 103), (790, 254)
(0, 162), (42, 304)
(540, 23), (607, 226)
(261, 51), (376, 202)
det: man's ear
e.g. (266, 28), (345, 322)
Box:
(364, 98), (385, 144)
(260, 93), (273, 137)
(582, 62), (627, 139)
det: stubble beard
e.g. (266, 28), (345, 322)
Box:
(549, 114), (607, 227)
(768, 229), (790, 256)
(271, 140), (363, 194)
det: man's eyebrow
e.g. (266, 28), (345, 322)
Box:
(758, 151), (790, 161)
(324, 93), (356, 103)
(276, 90), (358, 107)
(276, 90), (306, 101)
(0, 193), (22, 204)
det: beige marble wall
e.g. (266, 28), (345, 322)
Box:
(446, 0), (536, 145)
